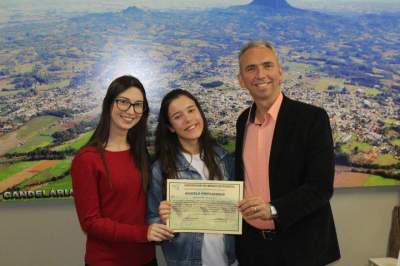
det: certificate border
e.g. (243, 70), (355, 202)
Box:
(166, 179), (243, 234)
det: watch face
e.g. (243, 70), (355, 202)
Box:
(270, 205), (277, 216)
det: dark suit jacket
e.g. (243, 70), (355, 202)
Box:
(235, 95), (340, 266)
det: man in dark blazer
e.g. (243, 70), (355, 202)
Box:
(235, 40), (340, 266)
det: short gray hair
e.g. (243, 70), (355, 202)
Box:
(238, 40), (281, 66)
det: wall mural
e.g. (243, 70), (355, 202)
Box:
(0, 0), (399, 201)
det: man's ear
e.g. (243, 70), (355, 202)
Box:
(237, 72), (245, 89)
(278, 66), (283, 83)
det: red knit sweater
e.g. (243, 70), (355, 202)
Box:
(71, 146), (154, 266)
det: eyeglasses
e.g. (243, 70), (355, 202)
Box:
(114, 98), (145, 114)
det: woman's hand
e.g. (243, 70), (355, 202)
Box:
(147, 223), (174, 242)
(159, 200), (171, 224)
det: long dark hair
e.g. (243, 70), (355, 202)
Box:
(84, 75), (150, 191)
(155, 89), (223, 189)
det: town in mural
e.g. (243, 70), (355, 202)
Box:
(0, 0), (399, 200)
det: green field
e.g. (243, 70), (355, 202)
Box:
(17, 159), (71, 188)
(10, 134), (54, 154)
(211, 131), (235, 154)
(313, 77), (345, 92)
(53, 131), (93, 151)
(339, 138), (397, 166)
(49, 79), (70, 89)
(16, 116), (58, 139)
(14, 63), (34, 74)
(339, 137), (371, 154)
(385, 118), (399, 126)
(8, 115), (60, 154)
(364, 175), (400, 187)
(40, 175), (72, 192)
(0, 161), (37, 182)
(373, 154), (398, 166)
(286, 61), (315, 73)
(0, 89), (23, 97)
(37, 79), (70, 90)
(364, 87), (381, 97)
(222, 139), (235, 154)
(391, 139), (400, 146)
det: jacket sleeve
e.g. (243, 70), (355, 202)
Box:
(146, 161), (163, 224)
(71, 153), (149, 243)
(271, 108), (335, 231)
(234, 108), (249, 182)
(224, 153), (236, 181)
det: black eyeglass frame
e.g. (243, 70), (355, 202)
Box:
(114, 98), (146, 114)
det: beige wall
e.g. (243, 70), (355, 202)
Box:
(331, 186), (399, 266)
(0, 186), (398, 266)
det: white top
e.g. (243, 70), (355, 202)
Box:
(182, 152), (228, 266)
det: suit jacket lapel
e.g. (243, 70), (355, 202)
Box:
(269, 96), (295, 188)
(235, 106), (252, 181)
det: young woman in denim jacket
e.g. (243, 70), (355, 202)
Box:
(147, 89), (237, 266)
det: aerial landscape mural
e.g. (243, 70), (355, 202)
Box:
(0, 0), (399, 201)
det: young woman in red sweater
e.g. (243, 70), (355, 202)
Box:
(71, 75), (173, 266)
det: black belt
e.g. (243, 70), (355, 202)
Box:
(244, 222), (278, 240)
(259, 229), (277, 240)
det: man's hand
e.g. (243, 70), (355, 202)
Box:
(238, 196), (272, 221)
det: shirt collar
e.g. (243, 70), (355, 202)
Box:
(253, 92), (283, 125)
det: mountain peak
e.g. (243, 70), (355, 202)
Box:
(250, 0), (293, 9)
(122, 6), (142, 14)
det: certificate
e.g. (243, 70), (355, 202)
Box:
(166, 179), (243, 234)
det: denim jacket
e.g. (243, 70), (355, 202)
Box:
(147, 146), (236, 266)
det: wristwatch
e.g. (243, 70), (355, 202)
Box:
(270, 204), (278, 219)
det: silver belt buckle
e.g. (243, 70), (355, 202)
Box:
(261, 230), (274, 240)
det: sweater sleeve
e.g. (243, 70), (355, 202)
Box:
(71, 152), (149, 243)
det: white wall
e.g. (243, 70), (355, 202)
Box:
(0, 186), (398, 266)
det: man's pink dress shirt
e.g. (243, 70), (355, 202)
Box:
(243, 92), (283, 229)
